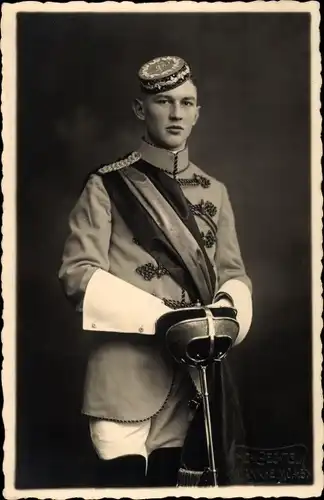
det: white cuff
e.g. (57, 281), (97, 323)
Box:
(83, 268), (171, 335)
(211, 278), (253, 344)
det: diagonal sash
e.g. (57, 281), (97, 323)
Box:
(135, 160), (217, 296)
(101, 163), (216, 305)
(122, 168), (215, 305)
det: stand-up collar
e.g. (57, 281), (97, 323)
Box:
(138, 139), (189, 176)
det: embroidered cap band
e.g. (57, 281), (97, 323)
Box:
(138, 56), (191, 94)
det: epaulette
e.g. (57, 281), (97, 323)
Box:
(97, 151), (141, 175)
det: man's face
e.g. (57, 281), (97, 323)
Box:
(139, 79), (200, 151)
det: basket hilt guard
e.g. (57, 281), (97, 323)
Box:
(155, 306), (239, 367)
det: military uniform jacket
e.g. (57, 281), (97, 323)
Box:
(59, 139), (252, 422)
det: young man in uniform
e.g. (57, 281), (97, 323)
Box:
(59, 56), (252, 487)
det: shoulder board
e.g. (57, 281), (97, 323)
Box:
(97, 151), (141, 175)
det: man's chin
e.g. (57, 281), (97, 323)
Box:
(161, 136), (186, 151)
(147, 133), (187, 151)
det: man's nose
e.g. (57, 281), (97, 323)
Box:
(169, 102), (183, 120)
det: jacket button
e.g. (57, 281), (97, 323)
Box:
(92, 323), (97, 329)
(139, 326), (144, 333)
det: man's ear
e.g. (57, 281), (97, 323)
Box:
(192, 105), (201, 126)
(132, 98), (145, 121)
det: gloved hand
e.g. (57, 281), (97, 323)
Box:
(207, 291), (239, 346)
(209, 291), (235, 309)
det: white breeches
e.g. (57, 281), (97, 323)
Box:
(89, 369), (194, 464)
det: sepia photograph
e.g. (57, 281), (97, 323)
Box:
(1, 1), (322, 498)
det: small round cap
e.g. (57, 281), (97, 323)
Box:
(138, 56), (191, 94)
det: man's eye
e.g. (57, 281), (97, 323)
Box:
(183, 101), (194, 106)
(157, 100), (168, 104)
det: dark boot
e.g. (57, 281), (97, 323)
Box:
(147, 447), (182, 487)
(96, 454), (147, 487)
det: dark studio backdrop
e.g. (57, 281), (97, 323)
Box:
(16, 12), (312, 488)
